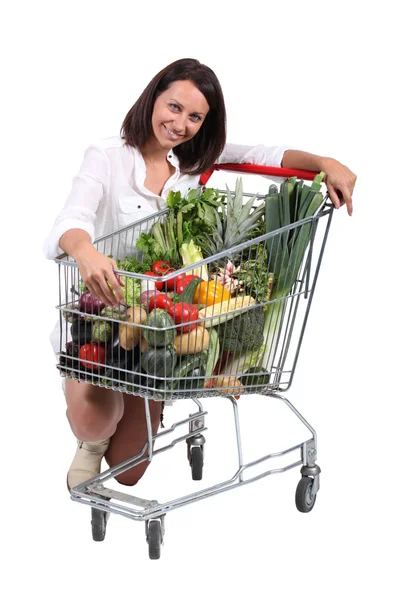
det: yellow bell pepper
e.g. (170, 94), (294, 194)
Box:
(194, 281), (231, 306)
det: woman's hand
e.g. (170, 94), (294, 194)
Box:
(75, 245), (125, 307)
(320, 158), (357, 216)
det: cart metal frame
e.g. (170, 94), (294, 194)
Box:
(54, 164), (333, 558)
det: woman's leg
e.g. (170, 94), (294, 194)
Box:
(65, 379), (125, 489)
(104, 394), (162, 486)
(65, 379), (124, 441)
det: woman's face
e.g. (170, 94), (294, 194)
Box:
(151, 80), (210, 151)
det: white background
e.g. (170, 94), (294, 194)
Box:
(2, 0), (399, 598)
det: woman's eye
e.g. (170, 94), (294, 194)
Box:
(170, 104), (179, 111)
(191, 115), (201, 122)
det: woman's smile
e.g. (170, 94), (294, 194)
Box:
(162, 123), (185, 141)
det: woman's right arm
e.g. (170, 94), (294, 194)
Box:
(44, 144), (124, 307)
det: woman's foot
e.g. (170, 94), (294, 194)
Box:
(67, 438), (110, 490)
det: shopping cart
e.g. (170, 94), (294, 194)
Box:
(54, 164), (334, 559)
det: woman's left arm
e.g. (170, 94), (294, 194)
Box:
(282, 150), (357, 216)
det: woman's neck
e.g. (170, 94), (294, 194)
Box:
(141, 138), (170, 164)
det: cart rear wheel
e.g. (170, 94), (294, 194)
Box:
(147, 520), (162, 560)
(295, 476), (317, 513)
(91, 507), (108, 541)
(190, 446), (203, 481)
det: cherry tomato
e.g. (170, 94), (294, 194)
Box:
(193, 280), (231, 306)
(79, 343), (106, 370)
(143, 271), (164, 291)
(151, 260), (173, 275)
(169, 302), (198, 333)
(166, 271), (185, 291)
(176, 274), (201, 295)
(148, 292), (174, 313)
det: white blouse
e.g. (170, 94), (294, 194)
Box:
(43, 136), (294, 260)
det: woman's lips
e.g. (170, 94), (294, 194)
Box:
(163, 124), (184, 141)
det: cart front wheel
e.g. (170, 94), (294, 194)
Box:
(91, 507), (108, 542)
(147, 520), (162, 560)
(295, 476), (317, 513)
(190, 446), (203, 481)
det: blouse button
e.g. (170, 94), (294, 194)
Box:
(138, 205), (141, 209)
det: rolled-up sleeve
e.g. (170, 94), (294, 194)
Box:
(217, 143), (296, 168)
(43, 144), (109, 260)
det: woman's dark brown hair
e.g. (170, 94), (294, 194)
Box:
(120, 58), (226, 176)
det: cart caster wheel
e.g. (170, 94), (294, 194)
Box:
(147, 520), (162, 560)
(295, 476), (317, 513)
(91, 507), (109, 542)
(190, 446), (203, 481)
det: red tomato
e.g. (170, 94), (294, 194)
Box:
(169, 302), (199, 333)
(166, 271), (185, 291)
(148, 292), (174, 313)
(151, 260), (173, 275)
(176, 274), (201, 295)
(143, 271), (164, 291)
(79, 343), (106, 370)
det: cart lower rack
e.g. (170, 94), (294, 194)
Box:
(54, 163), (333, 559)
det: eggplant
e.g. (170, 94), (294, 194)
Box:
(71, 317), (92, 345)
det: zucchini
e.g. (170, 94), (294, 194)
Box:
(143, 308), (176, 347)
(177, 366), (206, 391)
(174, 352), (207, 379)
(239, 367), (270, 392)
(179, 277), (202, 303)
(141, 345), (177, 378)
(205, 328), (220, 377)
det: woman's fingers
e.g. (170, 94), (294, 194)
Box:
(110, 259), (126, 288)
(77, 250), (129, 307)
(90, 278), (117, 307)
(327, 183), (353, 216)
(105, 270), (126, 305)
(323, 159), (356, 217)
(327, 183), (341, 209)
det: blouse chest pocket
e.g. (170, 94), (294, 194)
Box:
(118, 195), (155, 228)
(117, 195), (156, 256)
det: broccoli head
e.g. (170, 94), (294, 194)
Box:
(219, 306), (265, 353)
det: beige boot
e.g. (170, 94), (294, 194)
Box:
(67, 438), (110, 490)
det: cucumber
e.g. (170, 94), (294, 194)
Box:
(205, 327), (220, 377)
(143, 308), (176, 347)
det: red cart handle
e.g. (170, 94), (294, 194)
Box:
(199, 163), (321, 186)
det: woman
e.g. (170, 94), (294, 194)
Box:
(44, 58), (357, 490)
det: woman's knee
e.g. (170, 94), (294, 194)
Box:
(114, 462), (150, 487)
(65, 380), (124, 441)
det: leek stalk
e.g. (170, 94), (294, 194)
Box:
(262, 173), (325, 371)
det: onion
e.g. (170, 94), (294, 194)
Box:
(79, 290), (106, 315)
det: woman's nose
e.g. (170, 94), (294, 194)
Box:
(173, 113), (186, 133)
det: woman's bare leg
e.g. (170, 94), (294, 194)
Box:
(105, 394), (162, 486)
(65, 379), (125, 441)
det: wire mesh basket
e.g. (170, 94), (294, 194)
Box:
(54, 171), (333, 402)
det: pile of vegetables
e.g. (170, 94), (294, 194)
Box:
(59, 173), (326, 398)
